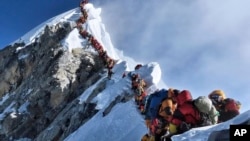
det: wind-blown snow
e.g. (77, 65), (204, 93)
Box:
(7, 2), (250, 141)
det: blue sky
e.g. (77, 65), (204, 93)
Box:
(0, 3), (249, 140)
(0, 0), (82, 48)
(0, 0), (249, 112)
(98, 0), (250, 112)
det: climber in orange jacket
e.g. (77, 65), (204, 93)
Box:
(158, 98), (177, 122)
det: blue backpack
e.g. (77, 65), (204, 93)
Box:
(146, 89), (168, 119)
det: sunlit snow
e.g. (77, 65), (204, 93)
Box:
(3, 2), (249, 141)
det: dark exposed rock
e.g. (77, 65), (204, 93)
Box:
(0, 22), (108, 141)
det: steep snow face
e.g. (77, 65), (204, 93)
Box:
(61, 4), (250, 141)
(65, 101), (147, 141)
(60, 3), (163, 141)
(13, 2), (151, 72)
(61, 3), (120, 60)
(65, 60), (161, 141)
(82, 3), (120, 60)
(4, 1), (249, 141)
(4, 2), (163, 141)
(63, 3), (250, 141)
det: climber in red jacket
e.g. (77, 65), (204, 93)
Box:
(208, 90), (241, 122)
(79, 30), (89, 39)
(168, 90), (202, 135)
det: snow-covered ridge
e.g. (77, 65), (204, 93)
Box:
(3, 2), (163, 140)
(61, 2), (164, 141)
(63, 2), (250, 141)
(13, 8), (79, 46)
(13, 3), (120, 62)
(5, 1), (249, 141)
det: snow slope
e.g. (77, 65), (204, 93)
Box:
(172, 110), (250, 141)
(62, 3), (250, 141)
(3, 2), (249, 141)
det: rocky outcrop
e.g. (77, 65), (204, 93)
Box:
(0, 22), (108, 141)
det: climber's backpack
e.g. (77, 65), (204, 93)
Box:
(148, 89), (168, 119)
(193, 96), (213, 126)
(224, 98), (240, 112)
(194, 96), (213, 113)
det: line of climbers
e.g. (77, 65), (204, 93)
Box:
(76, 1), (242, 141)
(122, 64), (148, 113)
(76, 0), (116, 79)
(125, 65), (241, 141)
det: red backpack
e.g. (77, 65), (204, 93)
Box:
(175, 90), (192, 106)
(224, 98), (240, 113)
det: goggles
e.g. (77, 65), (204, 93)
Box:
(159, 106), (172, 116)
(210, 94), (223, 104)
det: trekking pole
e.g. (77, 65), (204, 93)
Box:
(147, 127), (151, 136)
(161, 134), (165, 141)
(161, 131), (170, 141)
